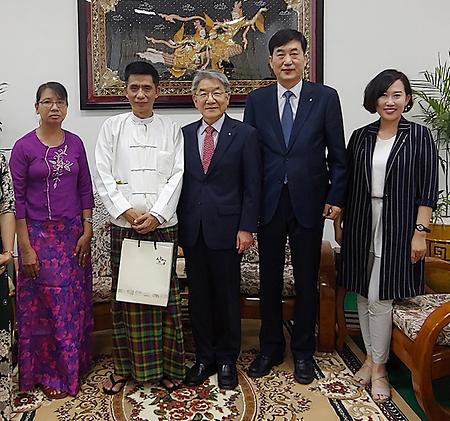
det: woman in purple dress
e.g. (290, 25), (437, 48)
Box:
(10, 82), (94, 399)
(0, 153), (16, 420)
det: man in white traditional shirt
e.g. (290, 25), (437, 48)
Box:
(94, 61), (185, 394)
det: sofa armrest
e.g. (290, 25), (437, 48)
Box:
(424, 257), (450, 294)
(412, 300), (450, 420)
(319, 241), (336, 290)
(317, 240), (337, 352)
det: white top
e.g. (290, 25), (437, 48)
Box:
(94, 112), (184, 228)
(371, 135), (395, 198)
(371, 135), (395, 257)
(277, 80), (303, 120)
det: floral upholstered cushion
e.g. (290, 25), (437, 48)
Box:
(240, 238), (295, 296)
(91, 193), (112, 303)
(92, 276), (112, 303)
(173, 238), (296, 297)
(241, 239), (292, 265)
(241, 242), (259, 264)
(392, 294), (450, 346)
(240, 262), (295, 296)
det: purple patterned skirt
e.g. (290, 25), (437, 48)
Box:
(17, 217), (93, 396)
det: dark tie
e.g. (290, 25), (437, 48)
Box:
(281, 90), (294, 147)
(202, 126), (215, 173)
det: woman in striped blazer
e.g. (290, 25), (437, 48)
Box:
(336, 69), (438, 403)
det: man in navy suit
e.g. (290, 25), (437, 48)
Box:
(178, 70), (261, 390)
(244, 29), (346, 384)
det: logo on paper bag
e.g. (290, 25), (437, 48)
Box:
(156, 256), (167, 265)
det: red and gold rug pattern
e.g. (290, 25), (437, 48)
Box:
(11, 322), (419, 420)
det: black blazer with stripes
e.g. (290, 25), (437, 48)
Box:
(339, 117), (438, 300)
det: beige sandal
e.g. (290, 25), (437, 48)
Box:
(371, 374), (390, 403)
(353, 362), (372, 386)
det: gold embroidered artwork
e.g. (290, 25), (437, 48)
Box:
(99, 0), (120, 13)
(79, 0), (319, 107)
(285, 0), (306, 12)
(138, 3), (267, 78)
(99, 68), (124, 91)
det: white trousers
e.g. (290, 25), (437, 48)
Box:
(357, 198), (393, 365)
(357, 253), (393, 364)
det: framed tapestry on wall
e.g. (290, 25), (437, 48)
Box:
(77, 0), (324, 109)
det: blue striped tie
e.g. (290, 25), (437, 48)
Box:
(281, 90), (294, 147)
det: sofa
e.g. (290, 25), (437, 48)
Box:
(91, 193), (337, 352)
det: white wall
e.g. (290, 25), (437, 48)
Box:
(0, 0), (240, 162)
(1, 0), (449, 238)
(324, 1), (450, 135)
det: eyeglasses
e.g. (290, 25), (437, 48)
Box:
(195, 91), (228, 101)
(39, 99), (67, 108)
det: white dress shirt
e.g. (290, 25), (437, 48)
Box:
(196, 114), (226, 157)
(277, 80), (303, 121)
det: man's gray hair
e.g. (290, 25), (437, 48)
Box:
(191, 70), (231, 93)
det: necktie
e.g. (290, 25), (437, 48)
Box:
(281, 90), (294, 147)
(202, 126), (215, 173)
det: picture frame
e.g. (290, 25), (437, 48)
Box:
(77, 0), (323, 109)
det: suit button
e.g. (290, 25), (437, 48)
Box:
(197, 202), (202, 205)
(203, 181), (208, 185)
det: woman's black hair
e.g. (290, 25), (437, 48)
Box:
(363, 69), (413, 113)
(35, 82), (68, 105)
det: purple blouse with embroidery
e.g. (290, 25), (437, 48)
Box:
(10, 130), (94, 220)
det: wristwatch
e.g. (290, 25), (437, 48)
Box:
(415, 224), (431, 233)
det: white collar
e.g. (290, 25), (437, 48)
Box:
(131, 113), (154, 125)
(200, 113), (226, 134)
(277, 80), (303, 100)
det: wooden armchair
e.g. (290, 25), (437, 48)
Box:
(336, 258), (450, 421)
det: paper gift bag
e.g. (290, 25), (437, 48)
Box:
(116, 238), (174, 306)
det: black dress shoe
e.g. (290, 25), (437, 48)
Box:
(248, 354), (283, 378)
(294, 358), (315, 385)
(185, 362), (217, 386)
(217, 363), (238, 390)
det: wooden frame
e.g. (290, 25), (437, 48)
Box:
(77, 0), (324, 109)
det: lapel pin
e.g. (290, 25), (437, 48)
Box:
(228, 132), (232, 136)
(309, 98), (313, 102)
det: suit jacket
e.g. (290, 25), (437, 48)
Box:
(243, 81), (347, 228)
(339, 117), (439, 300)
(178, 114), (262, 249)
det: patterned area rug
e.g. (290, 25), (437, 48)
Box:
(11, 321), (419, 420)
